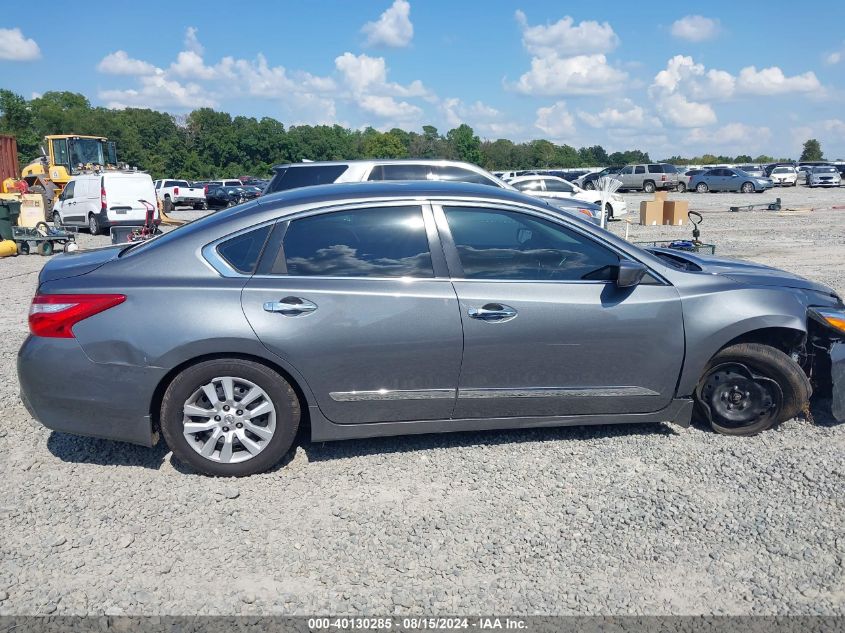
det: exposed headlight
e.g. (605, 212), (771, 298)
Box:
(810, 308), (845, 334)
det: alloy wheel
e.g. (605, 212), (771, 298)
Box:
(181, 376), (277, 464)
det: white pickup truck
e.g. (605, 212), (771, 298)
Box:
(153, 179), (206, 211)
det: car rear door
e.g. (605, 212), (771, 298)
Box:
(240, 201), (464, 425)
(434, 202), (684, 419)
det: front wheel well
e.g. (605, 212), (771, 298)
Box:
(720, 327), (806, 358)
(149, 352), (310, 440)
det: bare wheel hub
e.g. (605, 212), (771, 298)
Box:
(700, 363), (782, 429)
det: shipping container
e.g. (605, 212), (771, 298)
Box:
(0, 135), (19, 183)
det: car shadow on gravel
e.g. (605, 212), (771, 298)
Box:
(46, 432), (170, 470)
(299, 421), (679, 464)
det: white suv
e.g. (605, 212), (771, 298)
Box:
(264, 160), (601, 223)
(52, 171), (158, 234)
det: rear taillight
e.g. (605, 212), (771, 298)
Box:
(101, 186), (107, 211)
(174, 186), (179, 196)
(661, 174), (667, 181)
(29, 294), (126, 338)
(204, 185), (209, 194)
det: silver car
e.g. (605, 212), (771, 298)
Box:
(18, 182), (845, 476)
(807, 166), (842, 187)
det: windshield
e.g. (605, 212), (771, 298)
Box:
(773, 167), (791, 173)
(69, 138), (106, 167)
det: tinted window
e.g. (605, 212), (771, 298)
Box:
(662, 164), (678, 173)
(217, 225), (272, 274)
(620, 166), (633, 175)
(283, 206), (433, 278)
(430, 166), (497, 186)
(542, 179), (573, 193)
(634, 166), (645, 174)
(444, 207), (619, 281)
(62, 181), (75, 199)
(647, 164), (662, 173)
(164, 180), (187, 187)
(368, 164), (431, 181)
(267, 165), (348, 193)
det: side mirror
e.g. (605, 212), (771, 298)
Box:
(616, 260), (647, 288)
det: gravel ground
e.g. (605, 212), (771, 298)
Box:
(0, 189), (844, 616)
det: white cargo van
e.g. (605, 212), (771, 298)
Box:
(52, 172), (158, 234)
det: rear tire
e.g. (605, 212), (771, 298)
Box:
(695, 343), (810, 436)
(160, 359), (301, 477)
(88, 214), (101, 235)
(163, 196), (173, 213)
(643, 181), (656, 194)
(677, 182), (687, 193)
(583, 181), (595, 190)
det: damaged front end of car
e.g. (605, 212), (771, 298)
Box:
(807, 307), (845, 422)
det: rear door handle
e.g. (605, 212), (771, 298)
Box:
(263, 296), (318, 316)
(467, 303), (517, 322)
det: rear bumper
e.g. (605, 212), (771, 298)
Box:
(96, 209), (159, 229)
(17, 336), (161, 446)
(832, 342), (845, 423)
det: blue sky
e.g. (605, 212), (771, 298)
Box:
(2, 0), (845, 159)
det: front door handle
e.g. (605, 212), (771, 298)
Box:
(468, 303), (517, 322)
(263, 296), (318, 316)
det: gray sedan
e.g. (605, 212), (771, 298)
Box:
(690, 168), (774, 193)
(18, 181), (845, 476)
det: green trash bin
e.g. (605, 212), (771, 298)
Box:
(0, 200), (21, 240)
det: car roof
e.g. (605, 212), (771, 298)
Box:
(271, 159), (489, 171)
(507, 174), (568, 184)
(257, 180), (557, 212)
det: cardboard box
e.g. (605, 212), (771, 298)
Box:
(663, 200), (689, 226)
(654, 190), (669, 202)
(639, 200), (663, 225)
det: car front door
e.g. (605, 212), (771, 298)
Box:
(56, 181), (83, 225)
(434, 203), (684, 419)
(241, 202), (464, 425)
(618, 166), (634, 189)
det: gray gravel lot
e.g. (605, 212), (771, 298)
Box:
(0, 188), (844, 616)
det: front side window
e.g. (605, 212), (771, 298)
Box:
(620, 166), (634, 175)
(443, 207), (619, 281)
(61, 181), (75, 199)
(282, 206), (434, 278)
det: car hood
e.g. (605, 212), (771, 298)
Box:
(38, 245), (123, 285)
(648, 248), (837, 295)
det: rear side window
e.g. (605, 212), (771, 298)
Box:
(368, 164), (431, 181)
(267, 166), (348, 193)
(282, 206), (433, 278)
(430, 166), (497, 186)
(217, 225), (272, 274)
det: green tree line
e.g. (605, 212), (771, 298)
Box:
(0, 89), (820, 180)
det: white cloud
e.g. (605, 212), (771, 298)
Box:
(362, 0), (413, 48)
(824, 41), (844, 65)
(737, 66), (821, 95)
(0, 27), (41, 61)
(440, 98), (523, 137)
(655, 93), (717, 128)
(184, 26), (204, 55)
(335, 52), (428, 98)
(359, 95), (421, 120)
(515, 10), (618, 56)
(98, 51), (160, 76)
(535, 101), (576, 139)
(100, 75), (215, 110)
(686, 123), (771, 147)
(578, 99), (649, 129)
(511, 53), (626, 96)
(670, 16), (720, 42)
